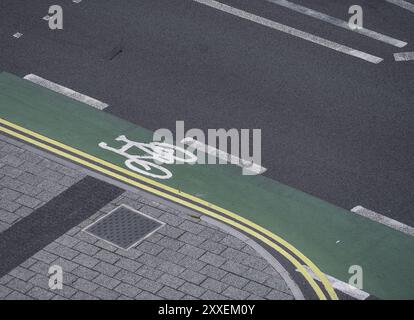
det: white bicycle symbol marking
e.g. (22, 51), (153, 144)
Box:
(99, 135), (197, 179)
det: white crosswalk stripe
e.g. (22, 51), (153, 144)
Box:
(193, 0), (383, 64)
(265, 0), (407, 48)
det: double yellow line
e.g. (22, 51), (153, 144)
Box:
(0, 117), (338, 300)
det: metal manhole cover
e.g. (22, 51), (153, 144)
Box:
(83, 205), (164, 250)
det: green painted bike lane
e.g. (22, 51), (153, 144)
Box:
(0, 72), (413, 299)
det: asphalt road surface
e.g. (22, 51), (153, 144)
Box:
(0, 0), (413, 226)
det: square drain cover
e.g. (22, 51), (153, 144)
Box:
(84, 205), (164, 250)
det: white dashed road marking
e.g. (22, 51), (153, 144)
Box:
(265, 0), (407, 48)
(23, 74), (109, 110)
(393, 51), (414, 61)
(192, 0), (383, 64)
(181, 137), (267, 175)
(300, 265), (370, 300)
(351, 206), (414, 237)
(386, 0), (414, 14)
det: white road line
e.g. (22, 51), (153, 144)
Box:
(265, 0), (407, 48)
(351, 205), (414, 237)
(300, 265), (370, 300)
(192, 0), (383, 64)
(386, 0), (414, 13)
(393, 51), (414, 61)
(181, 137), (267, 175)
(23, 74), (109, 110)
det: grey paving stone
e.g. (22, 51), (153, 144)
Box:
(14, 206), (33, 218)
(73, 242), (100, 256)
(200, 278), (228, 293)
(199, 252), (226, 267)
(179, 270), (207, 285)
(144, 232), (164, 244)
(159, 225), (185, 239)
(115, 283), (142, 298)
(178, 231), (205, 245)
(1, 154), (25, 167)
(76, 231), (99, 244)
(158, 248), (187, 264)
(71, 266), (99, 281)
(241, 256), (269, 271)
(0, 166), (23, 178)
(93, 274), (121, 290)
(0, 188), (21, 201)
(135, 265), (163, 281)
(47, 244), (79, 260)
(0, 285), (12, 298)
(222, 286), (250, 300)
(0, 176), (23, 190)
(116, 247), (143, 260)
(4, 291), (32, 300)
(94, 240), (119, 252)
(0, 210), (19, 224)
(20, 258), (37, 269)
(157, 237), (185, 251)
(9, 266), (35, 281)
(179, 243), (205, 259)
(93, 261), (121, 277)
(136, 278), (163, 294)
(158, 286), (185, 300)
(53, 285), (77, 299)
(115, 258), (142, 272)
(137, 253), (164, 268)
(140, 205), (164, 218)
(221, 260), (249, 275)
(72, 278), (99, 294)
(52, 257), (79, 273)
(243, 281), (272, 297)
(0, 275), (13, 285)
(199, 265), (227, 280)
(0, 199), (21, 212)
(27, 286), (55, 300)
(37, 179), (66, 194)
(136, 291), (163, 300)
(179, 282), (206, 298)
(159, 212), (184, 226)
(221, 235), (246, 250)
(28, 274), (50, 290)
(16, 194), (42, 209)
(114, 269), (142, 285)
(179, 220), (206, 234)
(200, 290), (229, 300)
(93, 286), (121, 300)
(266, 290), (294, 300)
(198, 228), (227, 242)
(73, 253), (100, 269)
(243, 268), (271, 284)
(157, 260), (185, 277)
(135, 241), (164, 256)
(15, 183), (43, 197)
(264, 275), (291, 293)
(158, 273), (185, 289)
(72, 291), (99, 300)
(179, 257), (206, 272)
(94, 250), (120, 264)
(199, 239), (226, 255)
(222, 273), (250, 289)
(55, 235), (80, 248)
(18, 173), (44, 187)
(6, 277), (34, 293)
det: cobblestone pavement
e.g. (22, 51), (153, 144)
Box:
(0, 134), (294, 300)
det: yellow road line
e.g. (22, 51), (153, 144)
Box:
(0, 119), (337, 299)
